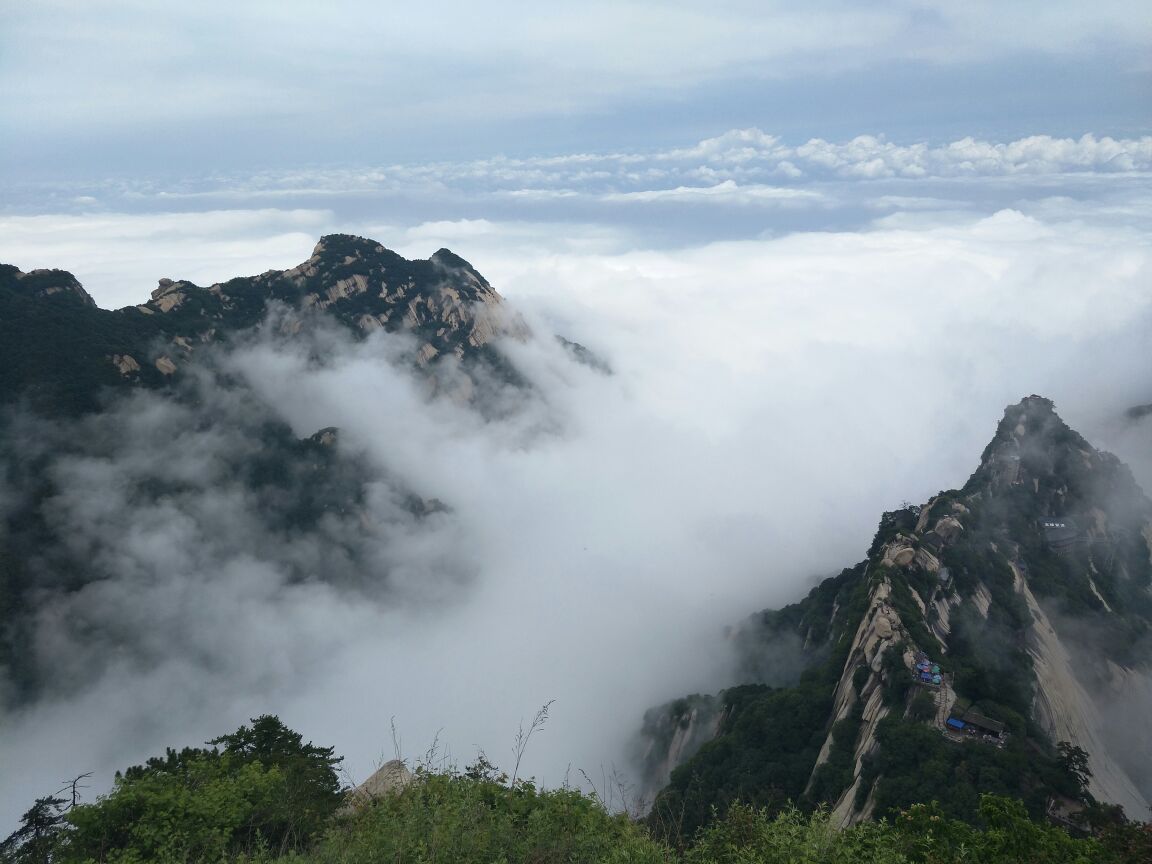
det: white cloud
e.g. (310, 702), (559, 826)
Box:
(4, 200), (1149, 832)
(5, 131), (1149, 289)
(3, 2), (1148, 140)
(602, 180), (824, 205)
(23, 130), (1150, 208)
(0, 210), (327, 309)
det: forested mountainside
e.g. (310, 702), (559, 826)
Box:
(641, 396), (1152, 840)
(0, 236), (533, 703)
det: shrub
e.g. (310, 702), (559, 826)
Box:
(302, 768), (672, 864)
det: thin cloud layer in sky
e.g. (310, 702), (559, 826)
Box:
(3, 128), (1151, 308)
(3, 1), (1149, 173)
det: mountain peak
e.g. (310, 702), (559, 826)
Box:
(1001, 394), (1064, 435)
(645, 395), (1152, 832)
(311, 233), (391, 261)
(429, 248), (472, 269)
(966, 395), (1097, 497)
(0, 264), (96, 307)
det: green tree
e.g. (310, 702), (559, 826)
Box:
(1056, 742), (1091, 795)
(44, 715), (341, 863)
(0, 796), (70, 864)
(208, 714), (343, 848)
(64, 755), (283, 863)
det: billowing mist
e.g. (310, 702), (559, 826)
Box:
(3, 140), (1152, 832)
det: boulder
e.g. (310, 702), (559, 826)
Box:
(341, 759), (413, 813)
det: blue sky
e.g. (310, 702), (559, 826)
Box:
(2, 1), (1149, 177)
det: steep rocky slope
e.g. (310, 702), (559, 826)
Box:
(643, 396), (1152, 835)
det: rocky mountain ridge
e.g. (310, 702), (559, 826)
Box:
(642, 396), (1152, 836)
(0, 234), (527, 414)
(0, 236), (543, 704)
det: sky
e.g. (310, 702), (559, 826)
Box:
(2, 0), (1152, 834)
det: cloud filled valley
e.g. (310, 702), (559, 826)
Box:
(2, 130), (1152, 832)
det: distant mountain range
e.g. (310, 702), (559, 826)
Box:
(639, 396), (1152, 837)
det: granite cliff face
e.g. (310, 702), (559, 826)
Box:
(643, 397), (1152, 834)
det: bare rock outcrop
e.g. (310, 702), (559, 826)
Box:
(341, 759), (414, 813)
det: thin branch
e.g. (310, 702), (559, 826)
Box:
(510, 699), (554, 787)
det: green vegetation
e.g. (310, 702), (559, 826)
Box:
(5, 716), (1147, 864)
(1, 716), (342, 863)
(0, 264), (169, 414)
(807, 701), (864, 807)
(650, 565), (872, 840)
(886, 573), (941, 660)
(302, 764), (667, 864)
(864, 718), (1079, 823)
(647, 396), (1152, 850)
(684, 795), (1143, 864)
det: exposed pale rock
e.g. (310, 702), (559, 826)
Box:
(111, 354), (140, 376)
(934, 516), (963, 544)
(929, 592), (960, 642)
(641, 705), (725, 795)
(1013, 564), (1149, 815)
(154, 290), (185, 313)
(915, 500), (936, 534)
(326, 274), (370, 303)
(342, 760), (413, 813)
(154, 356), (177, 375)
(914, 548), (940, 572)
(908, 587), (927, 615)
(19, 269), (97, 306)
(1087, 576), (1114, 613)
(891, 546), (915, 567)
(357, 313), (384, 333)
(971, 583), (993, 618)
(810, 575), (902, 812)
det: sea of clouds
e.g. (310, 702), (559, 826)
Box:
(1, 129), (1151, 829)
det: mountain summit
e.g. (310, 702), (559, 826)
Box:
(0, 235), (526, 414)
(641, 397), (1152, 837)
